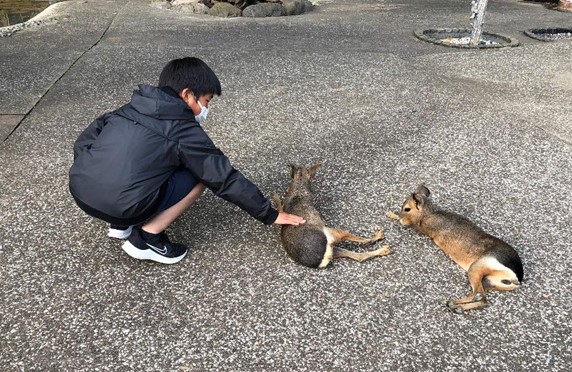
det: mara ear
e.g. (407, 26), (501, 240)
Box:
(415, 184), (431, 198)
(411, 192), (423, 207)
(305, 163), (321, 179)
(412, 185), (430, 207)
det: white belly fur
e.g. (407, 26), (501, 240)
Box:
(318, 227), (335, 269)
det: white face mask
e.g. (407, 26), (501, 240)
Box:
(195, 100), (209, 124)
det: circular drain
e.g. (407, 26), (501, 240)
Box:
(414, 28), (519, 49)
(524, 28), (572, 41)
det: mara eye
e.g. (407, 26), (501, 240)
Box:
(501, 279), (512, 285)
(403, 207), (411, 212)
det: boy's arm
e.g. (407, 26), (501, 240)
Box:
(178, 126), (279, 225)
(73, 112), (112, 160)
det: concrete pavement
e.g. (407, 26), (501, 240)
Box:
(1, 0), (571, 371)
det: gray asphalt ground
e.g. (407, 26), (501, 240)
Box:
(1, 0), (572, 370)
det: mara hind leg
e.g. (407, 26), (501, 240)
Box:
(329, 228), (390, 263)
(333, 246), (390, 262)
(329, 228), (384, 244)
(483, 269), (520, 292)
(447, 260), (489, 312)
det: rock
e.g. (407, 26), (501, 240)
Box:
(150, 0), (172, 10)
(558, 0), (572, 12)
(155, 0), (312, 17)
(282, 0), (312, 16)
(172, 0), (201, 4)
(242, 3), (285, 17)
(208, 2), (242, 17)
(174, 3), (209, 14)
(223, 0), (243, 5)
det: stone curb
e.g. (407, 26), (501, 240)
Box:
(0, 1), (67, 38)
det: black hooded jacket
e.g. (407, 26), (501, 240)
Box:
(69, 84), (278, 225)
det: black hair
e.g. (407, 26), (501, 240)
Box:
(158, 57), (222, 97)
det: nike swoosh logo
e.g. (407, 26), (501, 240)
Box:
(146, 242), (168, 255)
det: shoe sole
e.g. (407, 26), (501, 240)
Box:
(121, 240), (187, 264)
(108, 226), (133, 239)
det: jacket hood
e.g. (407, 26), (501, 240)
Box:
(129, 84), (196, 121)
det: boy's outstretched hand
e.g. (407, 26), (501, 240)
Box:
(274, 212), (306, 226)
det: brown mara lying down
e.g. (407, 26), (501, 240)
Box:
(388, 184), (523, 312)
(274, 163), (390, 269)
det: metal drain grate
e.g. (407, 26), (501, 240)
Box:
(414, 28), (519, 49)
(524, 28), (572, 41)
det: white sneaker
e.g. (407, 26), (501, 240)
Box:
(121, 227), (188, 264)
(108, 224), (133, 239)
